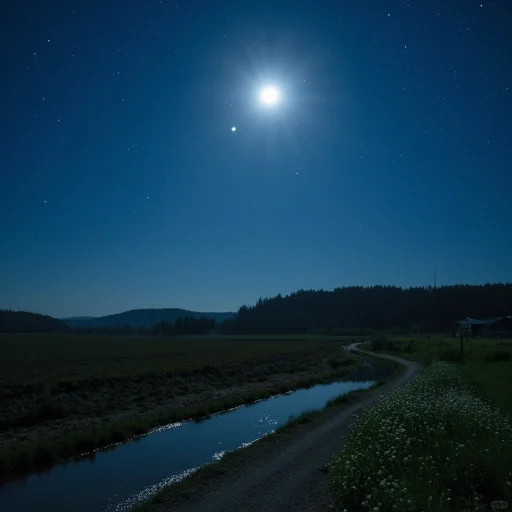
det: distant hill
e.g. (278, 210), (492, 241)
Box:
(0, 310), (71, 333)
(61, 309), (235, 328)
(60, 316), (95, 321)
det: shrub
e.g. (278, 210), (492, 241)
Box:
(438, 347), (462, 362)
(485, 350), (511, 363)
(404, 339), (415, 353)
(328, 357), (350, 369)
(371, 333), (394, 352)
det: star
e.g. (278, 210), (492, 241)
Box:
(231, 126), (236, 132)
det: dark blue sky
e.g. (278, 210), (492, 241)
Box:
(1, 0), (511, 317)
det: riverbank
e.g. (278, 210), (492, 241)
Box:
(132, 350), (415, 511)
(0, 336), (361, 481)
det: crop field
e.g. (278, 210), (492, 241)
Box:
(0, 333), (355, 388)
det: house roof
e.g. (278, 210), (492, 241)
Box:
(455, 316), (510, 326)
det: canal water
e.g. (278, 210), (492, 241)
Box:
(0, 356), (392, 512)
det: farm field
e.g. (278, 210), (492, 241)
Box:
(0, 333), (359, 479)
(0, 333), (364, 386)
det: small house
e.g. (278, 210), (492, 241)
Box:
(452, 316), (512, 339)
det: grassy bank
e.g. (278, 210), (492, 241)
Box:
(274, 360), (404, 433)
(364, 335), (512, 417)
(330, 362), (512, 511)
(0, 337), (360, 480)
(1, 336), (359, 441)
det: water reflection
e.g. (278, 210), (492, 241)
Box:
(0, 356), (392, 512)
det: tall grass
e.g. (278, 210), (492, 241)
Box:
(369, 334), (512, 365)
(366, 335), (512, 418)
(330, 362), (512, 511)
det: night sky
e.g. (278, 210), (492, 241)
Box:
(1, 0), (511, 318)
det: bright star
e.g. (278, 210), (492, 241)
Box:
(231, 126), (236, 132)
(259, 85), (281, 106)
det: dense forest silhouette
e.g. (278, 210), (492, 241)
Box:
(220, 284), (512, 334)
(0, 310), (71, 333)
(70, 315), (216, 336)
(151, 316), (216, 336)
(2, 284), (511, 335)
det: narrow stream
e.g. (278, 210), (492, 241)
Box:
(0, 356), (392, 512)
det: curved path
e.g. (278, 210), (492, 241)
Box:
(161, 346), (422, 512)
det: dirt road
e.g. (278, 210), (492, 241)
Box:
(162, 347), (422, 512)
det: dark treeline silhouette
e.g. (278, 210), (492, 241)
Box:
(62, 308), (234, 329)
(0, 310), (71, 333)
(72, 325), (150, 335)
(4, 284), (512, 335)
(220, 284), (512, 334)
(174, 315), (216, 335)
(71, 316), (217, 336)
(150, 316), (216, 336)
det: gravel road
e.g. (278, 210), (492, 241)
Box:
(163, 346), (422, 512)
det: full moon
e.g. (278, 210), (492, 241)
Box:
(259, 85), (281, 106)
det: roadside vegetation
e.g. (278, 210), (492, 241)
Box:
(0, 334), (360, 480)
(330, 361), (512, 511)
(365, 334), (512, 416)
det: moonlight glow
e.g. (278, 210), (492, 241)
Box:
(259, 85), (281, 106)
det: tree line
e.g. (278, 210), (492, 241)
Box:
(3, 284), (512, 335)
(150, 315), (216, 336)
(0, 310), (217, 336)
(0, 310), (71, 333)
(70, 315), (217, 336)
(220, 284), (512, 334)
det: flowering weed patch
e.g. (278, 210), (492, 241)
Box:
(330, 362), (512, 511)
